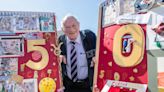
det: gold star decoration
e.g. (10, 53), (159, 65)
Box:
(103, 51), (107, 54)
(114, 72), (120, 81)
(129, 76), (135, 81)
(99, 70), (105, 79)
(133, 68), (138, 73)
(108, 62), (112, 67)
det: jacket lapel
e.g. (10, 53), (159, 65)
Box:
(80, 31), (87, 52)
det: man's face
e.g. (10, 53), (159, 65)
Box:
(62, 17), (80, 40)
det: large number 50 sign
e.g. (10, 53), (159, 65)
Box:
(113, 24), (145, 67)
(26, 39), (49, 70)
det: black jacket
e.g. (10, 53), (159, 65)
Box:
(58, 29), (96, 87)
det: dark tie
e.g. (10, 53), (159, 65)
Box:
(70, 41), (78, 82)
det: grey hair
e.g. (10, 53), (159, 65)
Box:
(61, 14), (79, 28)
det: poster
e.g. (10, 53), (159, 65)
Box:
(4, 79), (37, 92)
(15, 16), (40, 32)
(18, 32), (62, 92)
(40, 16), (54, 32)
(0, 16), (15, 34)
(0, 11), (62, 92)
(94, 24), (147, 91)
(102, 0), (119, 26)
(0, 36), (24, 57)
(119, 0), (136, 15)
(0, 58), (18, 81)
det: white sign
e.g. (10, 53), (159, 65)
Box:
(101, 80), (147, 92)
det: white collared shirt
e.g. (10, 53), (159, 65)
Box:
(66, 34), (88, 80)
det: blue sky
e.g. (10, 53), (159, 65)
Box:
(0, 0), (104, 34)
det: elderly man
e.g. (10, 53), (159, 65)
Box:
(58, 14), (96, 92)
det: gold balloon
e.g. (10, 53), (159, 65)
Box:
(39, 77), (56, 92)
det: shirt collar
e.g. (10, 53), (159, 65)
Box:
(66, 34), (81, 45)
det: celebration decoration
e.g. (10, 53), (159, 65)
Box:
(0, 11), (62, 92)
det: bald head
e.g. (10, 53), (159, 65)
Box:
(61, 14), (80, 40)
(61, 15), (79, 28)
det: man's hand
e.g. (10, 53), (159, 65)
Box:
(90, 57), (96, 67)
(93, 85), (100, 92)
(57, 87), (65, 92)
(59, 55), (67, 64)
